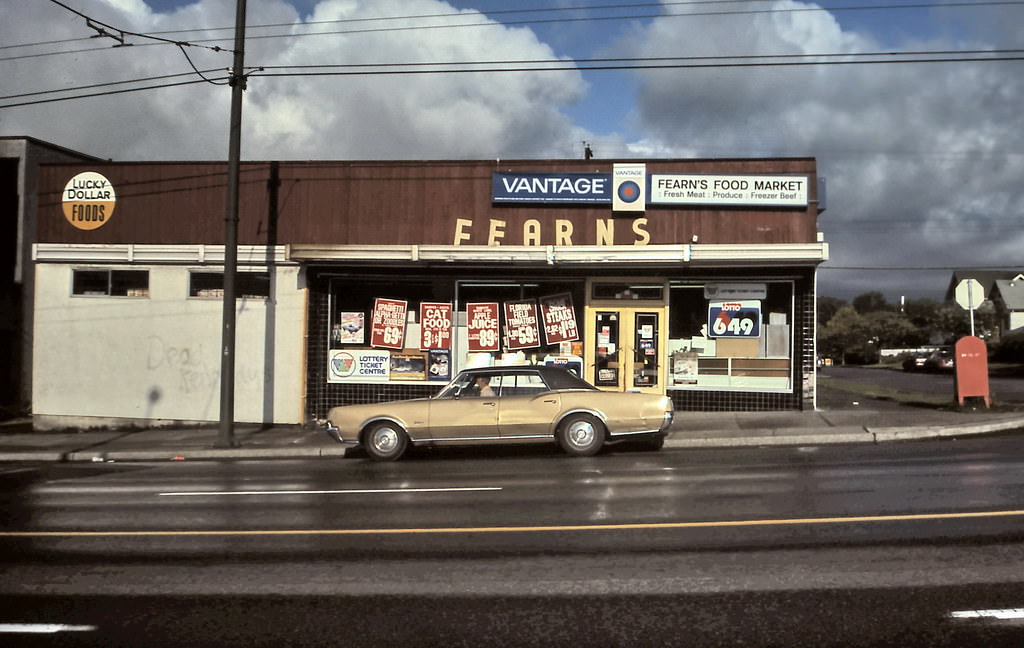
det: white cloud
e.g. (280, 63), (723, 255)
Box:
(1, 0), (586, 160)
(613, 0), (1024, 297)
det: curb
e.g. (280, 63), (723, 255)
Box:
(0, 451), (68, 462)
(63, 446), (349, 462)
(867, 417), (1024, 443)
(1, 417), (1022, 462)
(666, 431), (871, 448)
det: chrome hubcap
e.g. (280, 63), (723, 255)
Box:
(371, 428), (398, 453)
(567, 420), (595, 448)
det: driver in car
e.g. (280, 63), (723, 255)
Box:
(474, 376), (495, 397)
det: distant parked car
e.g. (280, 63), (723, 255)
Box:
(923, 348), (954, 372)
(904, 349), (954, 372)
(902, 353), (928, 372)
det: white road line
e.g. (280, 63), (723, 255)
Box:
(0, 624), (97, 634)
(158, 487), (503, 497)
(950, 608), (1024, 620)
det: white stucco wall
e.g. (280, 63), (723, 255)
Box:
(32, 263), (306, 428)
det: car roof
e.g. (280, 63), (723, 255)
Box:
(458, 365), (564, 377)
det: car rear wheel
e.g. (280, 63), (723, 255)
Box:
(557, 413), (605, 457)
(363, 422), (409, 461)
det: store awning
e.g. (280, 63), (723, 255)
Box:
(33, 244), (292, 265)
(32, 242), (830, 267)
(287, 243), (829, 266)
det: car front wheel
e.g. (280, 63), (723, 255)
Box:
(557, 414), (605, 456)
(363, 422), (409, 461)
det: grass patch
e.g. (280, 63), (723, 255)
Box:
(818, 375), (953, 409)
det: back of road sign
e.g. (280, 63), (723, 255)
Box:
(955, 279), (985, 310)
(954, 336), (989, 407)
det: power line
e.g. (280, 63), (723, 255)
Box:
(5, 0), (780, 48)
(44, 0), (233, 53)
(5, 0), (1021, 61)
(4, 49), (1019, 110)
(0, 0), (967, 50)
(249, 53), (1024, 79)
(4, 1), (1020, 109)
(3, 47), (1020, 109)
(0, 78), (222, 109)
(251, 48), (1024, 72)
(187, 1), (1024, 48)
(0, 70), (225, 102)
(7, 0), (238, 99)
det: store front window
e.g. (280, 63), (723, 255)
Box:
(455, 281), (585, 375)
(325, 277), (585, 385)
(668, 281), (794, 391)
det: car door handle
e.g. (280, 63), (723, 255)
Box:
(543, 399), (557, 404)
(481, 401), (496, 406)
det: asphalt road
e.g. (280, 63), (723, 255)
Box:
(2, 438), (1024, 646)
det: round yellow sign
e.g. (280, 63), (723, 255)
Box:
(62, 171), (115, 230)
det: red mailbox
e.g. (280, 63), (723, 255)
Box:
(954, 336), (990, 407)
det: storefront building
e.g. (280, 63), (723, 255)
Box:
(1, 136), (100, 414)
(33, 158), (827, 429)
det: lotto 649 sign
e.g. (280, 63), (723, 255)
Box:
(708, 301), (761, 338)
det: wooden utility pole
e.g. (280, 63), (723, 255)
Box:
(216, 0), (248, 448)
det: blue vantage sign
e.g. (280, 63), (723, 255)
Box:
(492, 172), (612, 204)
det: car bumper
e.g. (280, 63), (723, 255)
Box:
(324, 421), (359, 446)
(660, 410), (674, 434)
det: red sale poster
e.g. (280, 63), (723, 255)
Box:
(419, 302), (453, 350)
(466, 302), (500, 353)
(370, 298), (407, 350)
(504, 300), (540, 350)
(539, 293), (579, 345)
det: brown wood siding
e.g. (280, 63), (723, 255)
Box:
(38, 158), (819, 246)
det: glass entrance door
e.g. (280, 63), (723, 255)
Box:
(587, 308), (666, 393)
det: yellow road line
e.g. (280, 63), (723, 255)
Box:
(2, 509), (1023, 537)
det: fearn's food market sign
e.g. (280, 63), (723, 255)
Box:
(649, 174), (808, 207)
(492, 171), (808, 207)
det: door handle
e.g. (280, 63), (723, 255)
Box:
(481, 401), (496, 406)
(543, 399), (557, 404)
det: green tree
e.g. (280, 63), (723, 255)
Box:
(866, 311), (927, 348)
(817, 296), (847, 326)
(852, 291), (891, 314)
(903, 298), (942, 332)
(819, 306), (874, 364)
(899, 298), (998, 345)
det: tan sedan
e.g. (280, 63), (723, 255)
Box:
(325, 366), (674, 461)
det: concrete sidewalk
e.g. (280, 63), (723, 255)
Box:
(1, 404), (1023, 462)
(671, 407), (1024, 448)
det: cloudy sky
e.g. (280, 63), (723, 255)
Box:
(3, 0), (1022, 300)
